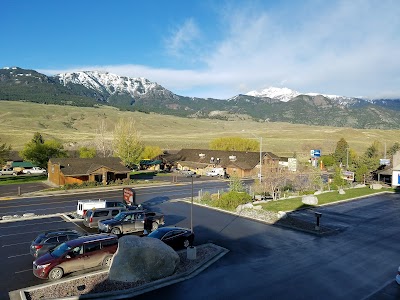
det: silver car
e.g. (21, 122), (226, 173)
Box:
(83, 207), (126, 228)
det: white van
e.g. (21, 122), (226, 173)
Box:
(206, 168), (226, 177)
(76, 199), (127, 218)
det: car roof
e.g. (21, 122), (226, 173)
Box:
(41, 229), (80, 237)
(66, 234), (117, 247)
(154, 226), (190, 233)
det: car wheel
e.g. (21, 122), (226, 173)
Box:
(111, 228), (121, 235)
(27, 171), (31, 175)
(151, 222), (159, 231)
(12, 172), (17, 176)
(102, 255), (113, 268)
(48, 267), (63, 281)
(183, 239), (190, 248)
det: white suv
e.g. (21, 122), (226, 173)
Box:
(0, 168), (18, 176)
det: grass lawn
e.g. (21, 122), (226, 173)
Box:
(260, 187), (392, 212)
(0, 175), (47, 185)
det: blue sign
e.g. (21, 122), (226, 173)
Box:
(311, 149), (321, 157)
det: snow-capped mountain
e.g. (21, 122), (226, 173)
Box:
(245, 86), (357, 105)
(246, 87), (300, 102)
(56, 71), (158, 98)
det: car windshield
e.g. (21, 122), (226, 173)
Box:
(113, 212), (127, 221)
(50, 242), (71, 258)
(147, 230), (166, 239)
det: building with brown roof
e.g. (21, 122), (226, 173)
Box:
(166, 149), (280, 178)
(48, 157), (131, 186)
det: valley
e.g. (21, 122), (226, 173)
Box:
(1, 101), (399, 159)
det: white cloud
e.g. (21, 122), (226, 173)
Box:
(39, 1), (400, 99)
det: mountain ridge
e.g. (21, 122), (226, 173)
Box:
(1, 66), (400, 129)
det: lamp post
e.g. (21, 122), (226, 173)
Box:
(190, 175), (194, 233)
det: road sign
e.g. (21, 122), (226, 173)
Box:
(311, 149), (321, 157)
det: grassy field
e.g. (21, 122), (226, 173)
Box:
(1, 100), (399, 159)
(260, 187), (390, 212)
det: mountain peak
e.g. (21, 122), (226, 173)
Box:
(245, 87), (300, 102)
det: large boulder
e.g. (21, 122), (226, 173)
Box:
(108, 235), (180, 283)
(370, 183), (383, 190)
(302, 195), (318, 205)
(236, 202), (254, 213)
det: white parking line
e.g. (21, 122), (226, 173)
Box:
(15, 269), (32, 274)
(8, 253), (30, 258)
(0, 230), (51, 238)
(0, 220), (65, 229)
(2, 241), (31, 247)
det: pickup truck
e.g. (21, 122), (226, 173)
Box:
(22, 167), (47, 175)
(98, 210), (165, 235)
(0, 168), (18, 176)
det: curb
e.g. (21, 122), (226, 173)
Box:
(10, 243), (229, 300)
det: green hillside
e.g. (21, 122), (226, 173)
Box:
(1, 101), (399, 159)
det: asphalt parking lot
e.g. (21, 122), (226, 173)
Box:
(2, 191), (400, 300)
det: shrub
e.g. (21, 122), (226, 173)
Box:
(212, 191), (252, 210)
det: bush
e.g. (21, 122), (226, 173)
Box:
(212, 191), (252, 211)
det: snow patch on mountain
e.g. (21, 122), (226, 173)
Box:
(246, 87), (300, 102)
(57, 71), (158, 97)
(246, 86), (358, 104)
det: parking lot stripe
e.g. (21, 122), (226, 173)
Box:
(8, 253), (30, 259)
(0, 220), (65, 229)
(15, 269), (32, 274)
(2, 241), (31, 247)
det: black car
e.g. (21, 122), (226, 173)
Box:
(147, 227), (194, 250)
(30, 229), (83, 258)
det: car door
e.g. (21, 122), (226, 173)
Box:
(133, 212), (145, 232)
(60, 245), (84, 274)
(121, 214), (135, 233)
(161, 231), (178, 248)
(163, 230), (185, 249)
(83, 242), (103, 269)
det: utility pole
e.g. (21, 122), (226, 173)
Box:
(259, 137), (262, 183)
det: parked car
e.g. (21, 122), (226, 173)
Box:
(33, 233), (118, 281)
(98, 210), (164, 235)
(30, 229), (83, 258)
(22, 167), (47, 175)
(0, 167), (18, 176)
(180, 170), (201, 177)
(147, 226), (194, 250)
(83, 207), (127, 228)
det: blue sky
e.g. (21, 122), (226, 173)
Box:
(2, 0), (400, 99)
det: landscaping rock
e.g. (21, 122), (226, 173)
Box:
(302, 195), (318, 205)
(23, 213), (35, 218)
(236, 202), (253, 213)
(253, 205), (263, 210)
(339, 189), (346, 195)
(354, 184), (367, 188)
(370, 183), (382, 190)
(109, 235), (179, 283)
(277, 211), (287, 219)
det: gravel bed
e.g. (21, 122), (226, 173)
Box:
(26, 244), (222, 300)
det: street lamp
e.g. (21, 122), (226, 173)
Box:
(190, 175), (194, 233)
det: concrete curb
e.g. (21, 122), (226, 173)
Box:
(9, 243), (229, 300)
